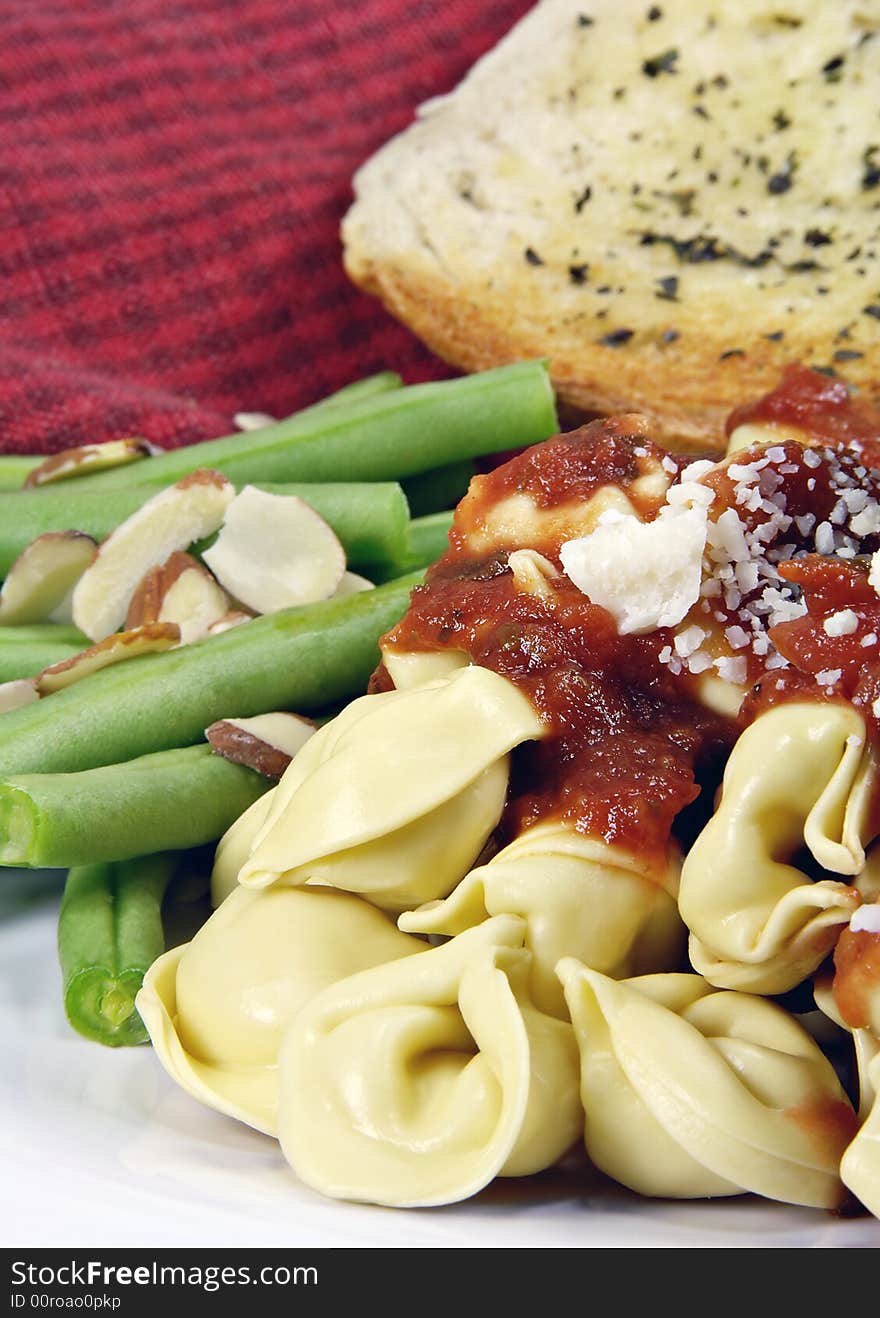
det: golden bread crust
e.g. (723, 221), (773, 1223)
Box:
(343, 0), (880, 453)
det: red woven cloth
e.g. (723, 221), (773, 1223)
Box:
(0, 0), (533, 454)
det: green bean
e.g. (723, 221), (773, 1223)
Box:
(0, 642), (82, 683)
(0, 572), (420, 775)
(372, 512), (454, 582)
(402, 459), (475, 517)
(0, 373), (401, 496)
(405, 511), (454, 566)
(0, 624), (88, 646)
(0, 625), (90, 681)
(0, 480), (410, 578)
(58, 853), (178, 1046)
(306, 371), (402, 410)
(0, 744), (268, 868)
(0, 455), (41, 492)
(24, 361), (557, 494)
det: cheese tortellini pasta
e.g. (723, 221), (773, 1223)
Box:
(558, 963), (858, 1209)
(237, 665), (546, 912)
(400, 821), (685, 1018)
(679, 703), (876, 994)
(210, 788), (277, 907)
(277, 917), (582, 1206)
(841, 1050), (880, 1219)
(136, 884), (423, 1135)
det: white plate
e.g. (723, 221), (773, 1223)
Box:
(1, 868), (877, 1249)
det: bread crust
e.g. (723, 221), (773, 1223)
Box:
(343, 0), (880, 453)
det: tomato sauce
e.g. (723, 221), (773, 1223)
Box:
(382, 374), (880, 870)
(727, 364), (880, 465)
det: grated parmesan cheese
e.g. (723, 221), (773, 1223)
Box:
(560, 505), (708, 635)
(823, 609), (859, 637)
(850, 905), (880, 935)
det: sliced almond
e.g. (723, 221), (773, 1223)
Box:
(72, 469), (234, 641)
(36, 623), (180, 695)
(0, 678), (39, 713)
(0, 532), (98, 626)
(125, 551), (229, 644)
(202, 486), (345, 615)
(124, 565), (165, 631)
(333, 571), (375, 597)
(158, 559), (230, 644)
(233, 411), (277, 431)
(205, 610), (254, 636)
(205, 712), (317, 778)
(24, 438), (156, 488)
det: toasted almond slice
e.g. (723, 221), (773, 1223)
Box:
(125, 551), (229, 644)
(332, 571), (376, 598)
(205, 712), (317, 778)
(158, 558), (230, 644)
(202, 486), (345, 615)
(124, 565), (165, 631)
(36, 623), (180, 695)
(233, 411), (277, 431)
(125, 552), (201, 630)
(72, 470), (234, 642)
(0, 532), (98, 626)
(0, 678), (39, 713)
(24, 438), (156, 488)
(205, 610), (254, 636)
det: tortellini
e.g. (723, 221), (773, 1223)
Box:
(238, 665), (546, 912)
(210, 787), (277, 907)
(400, 822), (685, 1018)
(679, 703), (876, 993)
(277, 917), (582, 1206)
(558, 963), (858, 1209)
(380, 646), (468, 691)
(136, 884), (423, 1135)
(841, 1050), (880, 1219)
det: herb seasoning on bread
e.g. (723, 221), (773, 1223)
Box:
(343, 0), (880, 452)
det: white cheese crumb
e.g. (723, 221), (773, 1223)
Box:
(674, 626), (707, 658)
(724, 625), (750, 650)
(869, 550), (880, 599)
(686, 650), (714, 674)
(815, 522), (835, 555)
(850, 505), (880, 537)
(560, 506), (707, 635)
(714, 655), (748, 684)
(850, 905), (880, 935)
(822, 609), (859, 637)
(679, 460), (717, 484)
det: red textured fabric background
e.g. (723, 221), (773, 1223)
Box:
(0, 0), (533, 454)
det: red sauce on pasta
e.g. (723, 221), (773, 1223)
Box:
(382, 373), (880, 868)
(832, 923), (880, 1031)
(727, 364), (880, 463)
